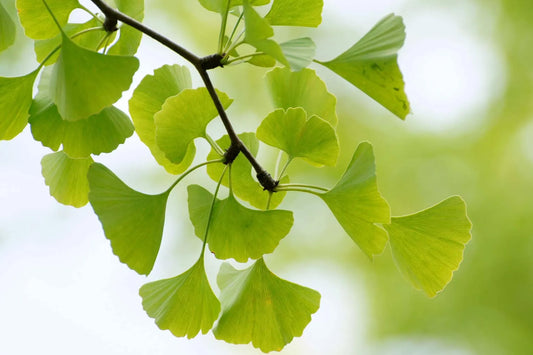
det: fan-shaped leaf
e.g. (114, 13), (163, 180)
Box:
(88, 163), (170, 275)
(198, 0), (269, 13)
(17, 0), (79, 40)
(0, 2), (16, 52)
(108, 0), (144, 56)
(384, 196), (472, 297)
(280, 37), (316, 71)
(265, 0), (323, 28)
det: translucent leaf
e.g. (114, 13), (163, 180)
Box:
(319, 142), (390, 258)
(154, 88), (232, 165)
(206, 133), (287, 209)
(88, 163), (170, 275)
(247, 53), (276, 68)
(140, 257), (220, 338)
(280, 37), (316, 71)
(0, 2), (16, 52)
(129, 65), (195, 174)
(41, 151), (93, 207)
(198, 0), (269, 13)
(265, 0), (323, 27)
(214, 259), (321, 352)
(50, 33), (139, 121)
(266, 67), (337, 126)
(316, 14), (410, 119)
(187, 185), (293, 262)
(17, 0), (79, 40)
(108, 0), (144, 56)
(384, 196), (472, 297)
(0, 70), (39, 141)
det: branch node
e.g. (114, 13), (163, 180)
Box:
(224, 142), (241, 165)
(257, 171), (279, 192)
(103, 16), (118, 32)
(200, 54), (224, 70)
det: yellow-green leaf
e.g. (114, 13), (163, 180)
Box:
(0, 2), (16, 51)
(265, 0), (323, 28)
(17, 0), (79, 40)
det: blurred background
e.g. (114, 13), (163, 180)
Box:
(1, 0), (532, 354)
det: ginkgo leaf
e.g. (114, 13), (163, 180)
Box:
(140, 257), (220, 338)
(187, 185), (293, 262)
(266, 67), (337, 126)
(280, 37), (316, 71)
(129, 64), (196, 174)
(319, 142), (390, 258)
(0, 70), (39, 141)
(41, 151), (93, 207)
(384, 196), (472, 297)
(247, 53), (276, 68)
(108, 0), (144, 56)
(214, 259), (321, 352)
(154, 88), (232, 165)
(50, 32), (139, 121)
(316, 14), (410, 119)
(265, 0), (323, 27)
(206, 133), (287, 209)
(88, 163), (170, 275)
(0, 2), (16, 52)
(257, 108), (339, 166)
(17, 0), (79, 40)
(198, 0), (269, 13)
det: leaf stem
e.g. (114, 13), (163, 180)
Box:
(225, 52), (265, 64)
(165, 159), (224, 193)
(201, 165), (228, 255)
(217, 0), (231, 54)
(205, 134), (225, 157)
(277, 157), (293, 180)
(79, 4), (103, 23)
(277, 183), (329, 192)
(274, 186), (322, 196)
(224, 12), (244, 53)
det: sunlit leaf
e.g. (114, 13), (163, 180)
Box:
(198, 0), (269, 13)
(0, 70), (39, 141)
(214, 259), (320, 352)
(88, 163), (170, 275)
(247, 53), (276, 68)
(108, 0), (144, 56)
(187, 185), (293, 262)
(154, 88), (232, 165)
(41, 151), (93, 207)
(0, 2), (16, 52)
(265, 0), (323, 27)
(266, 67), (337, 126)
(17, 0), (79, 40)
(140, 257), (220, 338)
(319, 142), (390, 258)
(384, 196), (472, 297)
(280, 37), (316, 71)
(316, 14), (410, 119)
(257, 108), (338, 167)
(50, 33), (139, 121)
(129, 64), (195, 174)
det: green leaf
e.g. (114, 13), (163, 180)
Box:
(108, 0), (144, 56)
(214, 259), (321, 352)
(0, 2), (16, 52)
(206, 133), (287, 209)
(17, 0), (79, 40)
(257, 108), (339, 166)
(187, 185), (293, 262)
(265, 0), (323, 27)
(319, 142), (390, 258)
(280, 37), (316, 71)
(266, 67), (337, 126)
(50, 33), (139, 121)
(154, 88), (232, 165)
(383, 196), (472, 297)
(317, 14), (410, 119)
(247, 53), (276, 68)
(139, 257), (220, 338)
(41, 151), (93, 207)
(0, 70), (39, 141)
(88, 163), (170, 275)
(198, 0), (269, 13)
(129, 65), (196, 174)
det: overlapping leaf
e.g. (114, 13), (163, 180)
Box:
(154, 88), (232, 165)
(129, 64), (196, 174)
(88, 163), (170, 275)
(41, 151), (93, 207)
(0, 2), (16, 51)
(108, 0), (144, 56)
(188, 185), (293, 262)
(319, 142), (390, 258)
(280, 37), (316, 71)
(257, 108), (339, 167)
(140, 257), (220, 338)
(384, 196), (472, 297)
(316, 14), (410, 119)
(214, 259), (320, 352)
(265, 0), (323, 27)
(198, 0), (269, 13)
(17, 0), (79, 40)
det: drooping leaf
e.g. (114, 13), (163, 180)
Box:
(206, 133), (287, 209)
(214, 259), (321, 352)
(50, 32), (139, 121)
(198, 0), (269, 13)
(0, 2), (16, 52)
(280, 37), (316, 71)
(187, 185), (293, 262)
(108, 0), (144, 56)
(257, 108), (339, 167)
(384, 196), (472, 297)
(266, 67), (337, 126)
(129, 64), (196, 174)
(0, 70), (39, 141)
(319, 142), (390, 258)
(17, 0), (79, 40)
(154, 88), (232, 165)
(41, 151), (93, 207)
(265, 0), (323, 27)
(140, 257), (220, 338)
(88, 163), (170, 275)
(316, 14), (410, 119)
